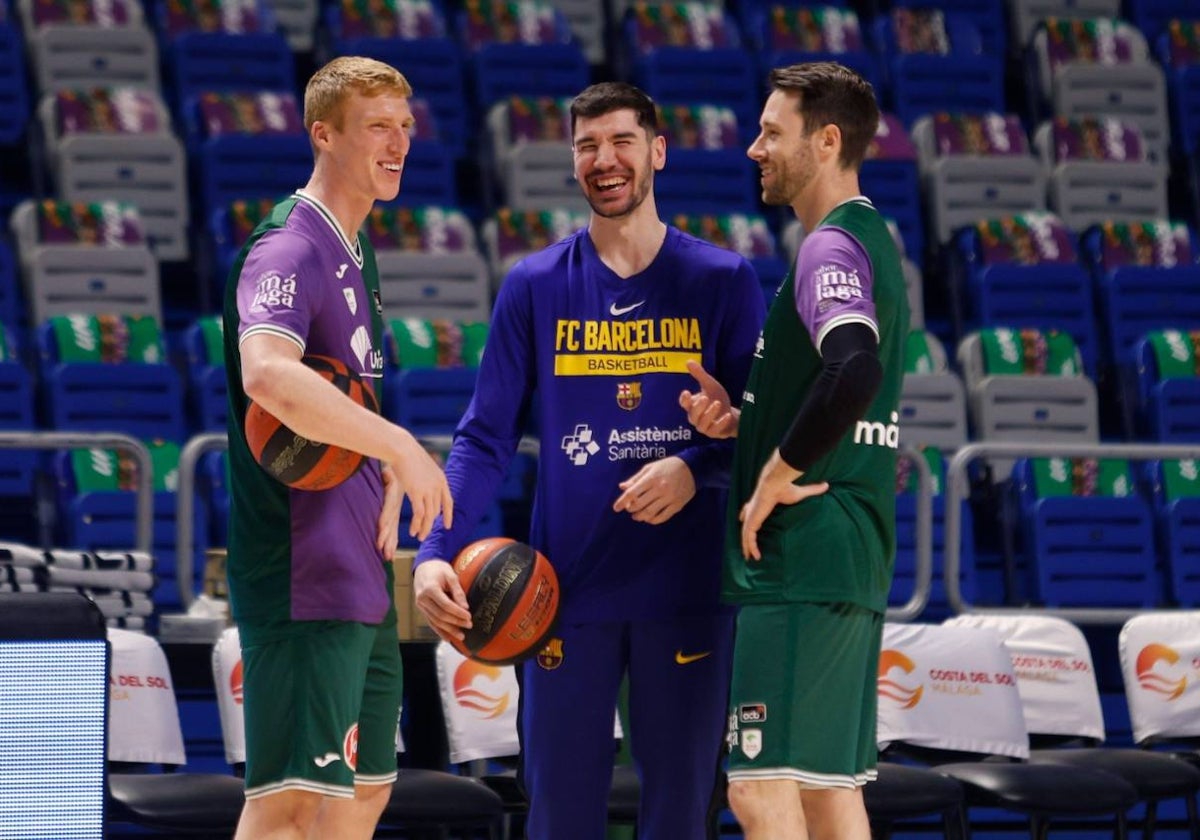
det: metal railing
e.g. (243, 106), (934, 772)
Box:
(0, 431), (153, 552)
(944, 441), (1200, 624)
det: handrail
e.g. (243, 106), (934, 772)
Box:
(0, 431), (153, 551)
(887, 443), (933, 622)
(944, 441), (1200, 624)
(175, 432), (229, 609)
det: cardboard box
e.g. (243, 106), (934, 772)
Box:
(393, 550), (437, 642)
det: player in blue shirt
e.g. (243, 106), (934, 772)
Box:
(413, 82), (765, 839)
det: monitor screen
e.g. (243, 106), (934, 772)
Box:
(0, 640), (107, 839)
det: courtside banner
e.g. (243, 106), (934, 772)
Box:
(1118, 611), (1200, 744)
(108, 628), (187, 764)
(946, 614), (1105, 741)
(435, 641), (521, 764)
(877, 622), (1029, 758)
(213, 627), (246, 764)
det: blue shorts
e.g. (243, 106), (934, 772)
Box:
(518, 614), (734, 840)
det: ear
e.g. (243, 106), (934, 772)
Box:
(651, 133), (667, 172)
(310, 120), (332, 153)
(816, 123), (842, 163)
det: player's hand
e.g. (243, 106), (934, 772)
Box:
(413, 559), (472, 643)
(739, 450), (829, 560)
(679, 360), (739, 439)
(392, 432), (454, 541)
(376, 462), (402, 559)
(612, 456), (696, 524)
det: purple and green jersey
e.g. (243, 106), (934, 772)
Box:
(223, 191), (390, 645)
(416, 226), (765, 622)
(726, 198), (910, 613)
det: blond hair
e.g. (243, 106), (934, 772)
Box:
(304, 56), (412, 133)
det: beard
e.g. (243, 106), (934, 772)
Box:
(581, 158), (654, 219)
(759, 151), (813, 206)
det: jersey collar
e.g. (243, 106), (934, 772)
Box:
(293, 190), (365, 268)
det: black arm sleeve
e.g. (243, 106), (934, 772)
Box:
(777, 322), (884, 472)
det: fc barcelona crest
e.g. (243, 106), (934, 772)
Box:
(536, 638), (564, 670)
(616, 382), (642, 410)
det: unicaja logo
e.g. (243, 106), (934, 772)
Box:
(453, 660), (511, 719)
(854, 411), (900, 449)
(878, 649), (924, 709)
(1136, 643), (1188, 700)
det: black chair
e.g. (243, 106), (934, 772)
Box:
(947, 614), (1200, 840)
(880, 622), (1139, 840)
(866, 761), (969, 840)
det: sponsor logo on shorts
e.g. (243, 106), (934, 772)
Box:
(675, 649), (711, 665)
(536, 638), (564, 671)
(344, 724), (359, 771)
(739, 703), (767, 723)
(313, 752), (341, 768)
(741, 728), (762, 759)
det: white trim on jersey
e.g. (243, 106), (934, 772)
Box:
(815, 312), (880, 353)
(240, 323), (305, 354)
(354, 771), (399, 786)
(293, 190), (365, 269)
(726, 766), (879, 789)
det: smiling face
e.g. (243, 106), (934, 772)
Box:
(572, 108), (665, 220)
(312, 90), (413, 205)
(746, 89), (817, 208)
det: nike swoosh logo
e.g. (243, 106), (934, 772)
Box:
(675, 650), (712, 665)
(610, 300), (645, 316)
(313, 752), (341, 768)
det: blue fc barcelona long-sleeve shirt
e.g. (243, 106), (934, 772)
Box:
(416, 226), (765, 622)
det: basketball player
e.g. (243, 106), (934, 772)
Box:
(222, 57), (452, 840)
(680, 63), (909, 840)
(413, 82), (765, 839)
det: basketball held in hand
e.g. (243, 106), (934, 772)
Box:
(452, 537), (560, 665)
(244, 355), (379, 491)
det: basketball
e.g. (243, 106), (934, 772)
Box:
(452, 537), (560, 665)
(244, 355), (379, 491)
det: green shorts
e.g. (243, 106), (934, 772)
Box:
(241, 609), (402, 799)
(726, 601), (882, 789)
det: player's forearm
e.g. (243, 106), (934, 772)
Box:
(243, 355), (415, 465)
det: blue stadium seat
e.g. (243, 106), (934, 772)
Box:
(323, 0), (469, 157)
(183, 316), (226, 434)
(1145, 459), (1200, 606)
(0, 325), (36, 498)
(0, 238), (19, 334)
(747, 4), (881, 97)
(457, 0), (589, 114)
(52, 444), (207, 615)
(183, 91), (312, 221)
(871, 7), (1004, 127)
(1010, 456), (1159, 607)
(1127, 0), (1196, 44)
(948, 213), (1098, 377)
(1079, 219), (1200, 434)
(383, 366), (478, 438)
(150, 0), (294, 119)
(1156, 21), (1200, 161)
(653, 104), (759, 217)
(862, 113), (923, 267)
(0, 15), (27, 147)
(37, 315), (186, 443)
(1133, 329), (1200, 441)
(621, 2), (759, 142)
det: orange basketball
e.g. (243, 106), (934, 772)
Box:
(452, 537), (560, 665)
(244, 355), (379, 491)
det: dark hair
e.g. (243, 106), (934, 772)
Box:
(767, 62), (879, 170)
(569, 82), (658, 139)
